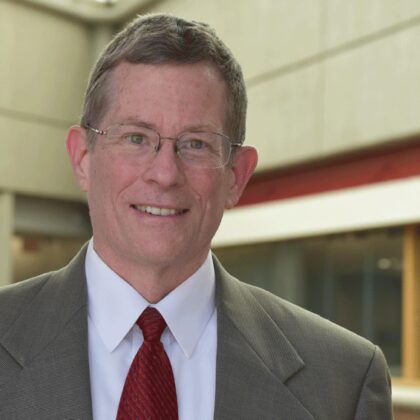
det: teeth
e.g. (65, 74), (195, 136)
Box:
(135, 205), (181, 216)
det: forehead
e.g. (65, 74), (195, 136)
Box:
(103, 61), (228, 131)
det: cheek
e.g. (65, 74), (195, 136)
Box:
(89, 152), (133, 193)
(191, 171), (230, 215)
(86, 155), (124, 218)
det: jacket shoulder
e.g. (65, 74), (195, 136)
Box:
(245, 280), (376, 355)
(234, 280), (392, 418)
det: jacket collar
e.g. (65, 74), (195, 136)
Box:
(213, 256), (314, 419)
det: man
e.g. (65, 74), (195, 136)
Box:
(0, 14), (392, 420)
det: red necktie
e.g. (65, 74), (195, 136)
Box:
(116, 307), (179, 420)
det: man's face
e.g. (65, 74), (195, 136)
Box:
(68, 61), (256, 278)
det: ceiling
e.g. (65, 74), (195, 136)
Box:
(14, 0), (162, 23)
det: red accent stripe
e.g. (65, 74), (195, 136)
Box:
(238, 138), (420, 206)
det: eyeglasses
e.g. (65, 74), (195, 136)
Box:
(85, 123), (242, 169)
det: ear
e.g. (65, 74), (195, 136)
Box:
(66, 125), (90, 192)
(224, 146), (258, 209)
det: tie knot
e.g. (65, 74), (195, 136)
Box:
(137, 307), (166, 342)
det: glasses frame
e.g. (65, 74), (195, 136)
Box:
(84, 123), (242, 168)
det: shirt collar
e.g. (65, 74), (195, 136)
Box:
(85, 239), (215, 358)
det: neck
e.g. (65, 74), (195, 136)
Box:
(93, 245), (209, 303)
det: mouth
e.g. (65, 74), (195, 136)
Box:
(131, 205), (187, 216)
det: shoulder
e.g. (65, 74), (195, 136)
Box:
(241, 278), (376, 360)
(220, 274), (392, 417)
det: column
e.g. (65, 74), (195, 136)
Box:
(402, 225), (420, 379)
(0, 191), (14, 286)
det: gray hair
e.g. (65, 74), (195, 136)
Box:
(80, 13), (247, 150)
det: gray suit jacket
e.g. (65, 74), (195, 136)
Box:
(0, 246), (393, 419)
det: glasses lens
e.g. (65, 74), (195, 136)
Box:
(177, 132), (230, 168)
(106, 124), (158, 153)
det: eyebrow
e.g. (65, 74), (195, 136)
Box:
(119, 118), (155, 129)
(118, 118), (220, 133)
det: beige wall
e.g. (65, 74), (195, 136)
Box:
(146, 0), (420, 170)
(2, 0), (419, 194)
(0, 0), (91, 199)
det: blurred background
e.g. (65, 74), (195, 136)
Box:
(1, 0), (420, 417)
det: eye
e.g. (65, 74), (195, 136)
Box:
(179, 137), (211, 151)
(126, 133), (146, 145)
(188, 139), (206, 150)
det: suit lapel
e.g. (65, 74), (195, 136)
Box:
(0, 246), (92, 419)
(213, 257), (314, 420)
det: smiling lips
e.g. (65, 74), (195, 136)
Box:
(132, 205), (187, 216)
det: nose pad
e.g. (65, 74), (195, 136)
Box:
(154, 137), (178, 155)
(147, 137), (182, 173)
(154, 137), (162, 153)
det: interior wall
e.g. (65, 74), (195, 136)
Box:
(0, 0), (91, 199)
(144, 0), (420, 171)
(3, 1), (419, 192)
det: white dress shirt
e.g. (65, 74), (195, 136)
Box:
(85, 240), (217, 420)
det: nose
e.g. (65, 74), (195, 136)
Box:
(142, 139), (185, 188)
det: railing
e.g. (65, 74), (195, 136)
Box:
(393, 385), (420, 411)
